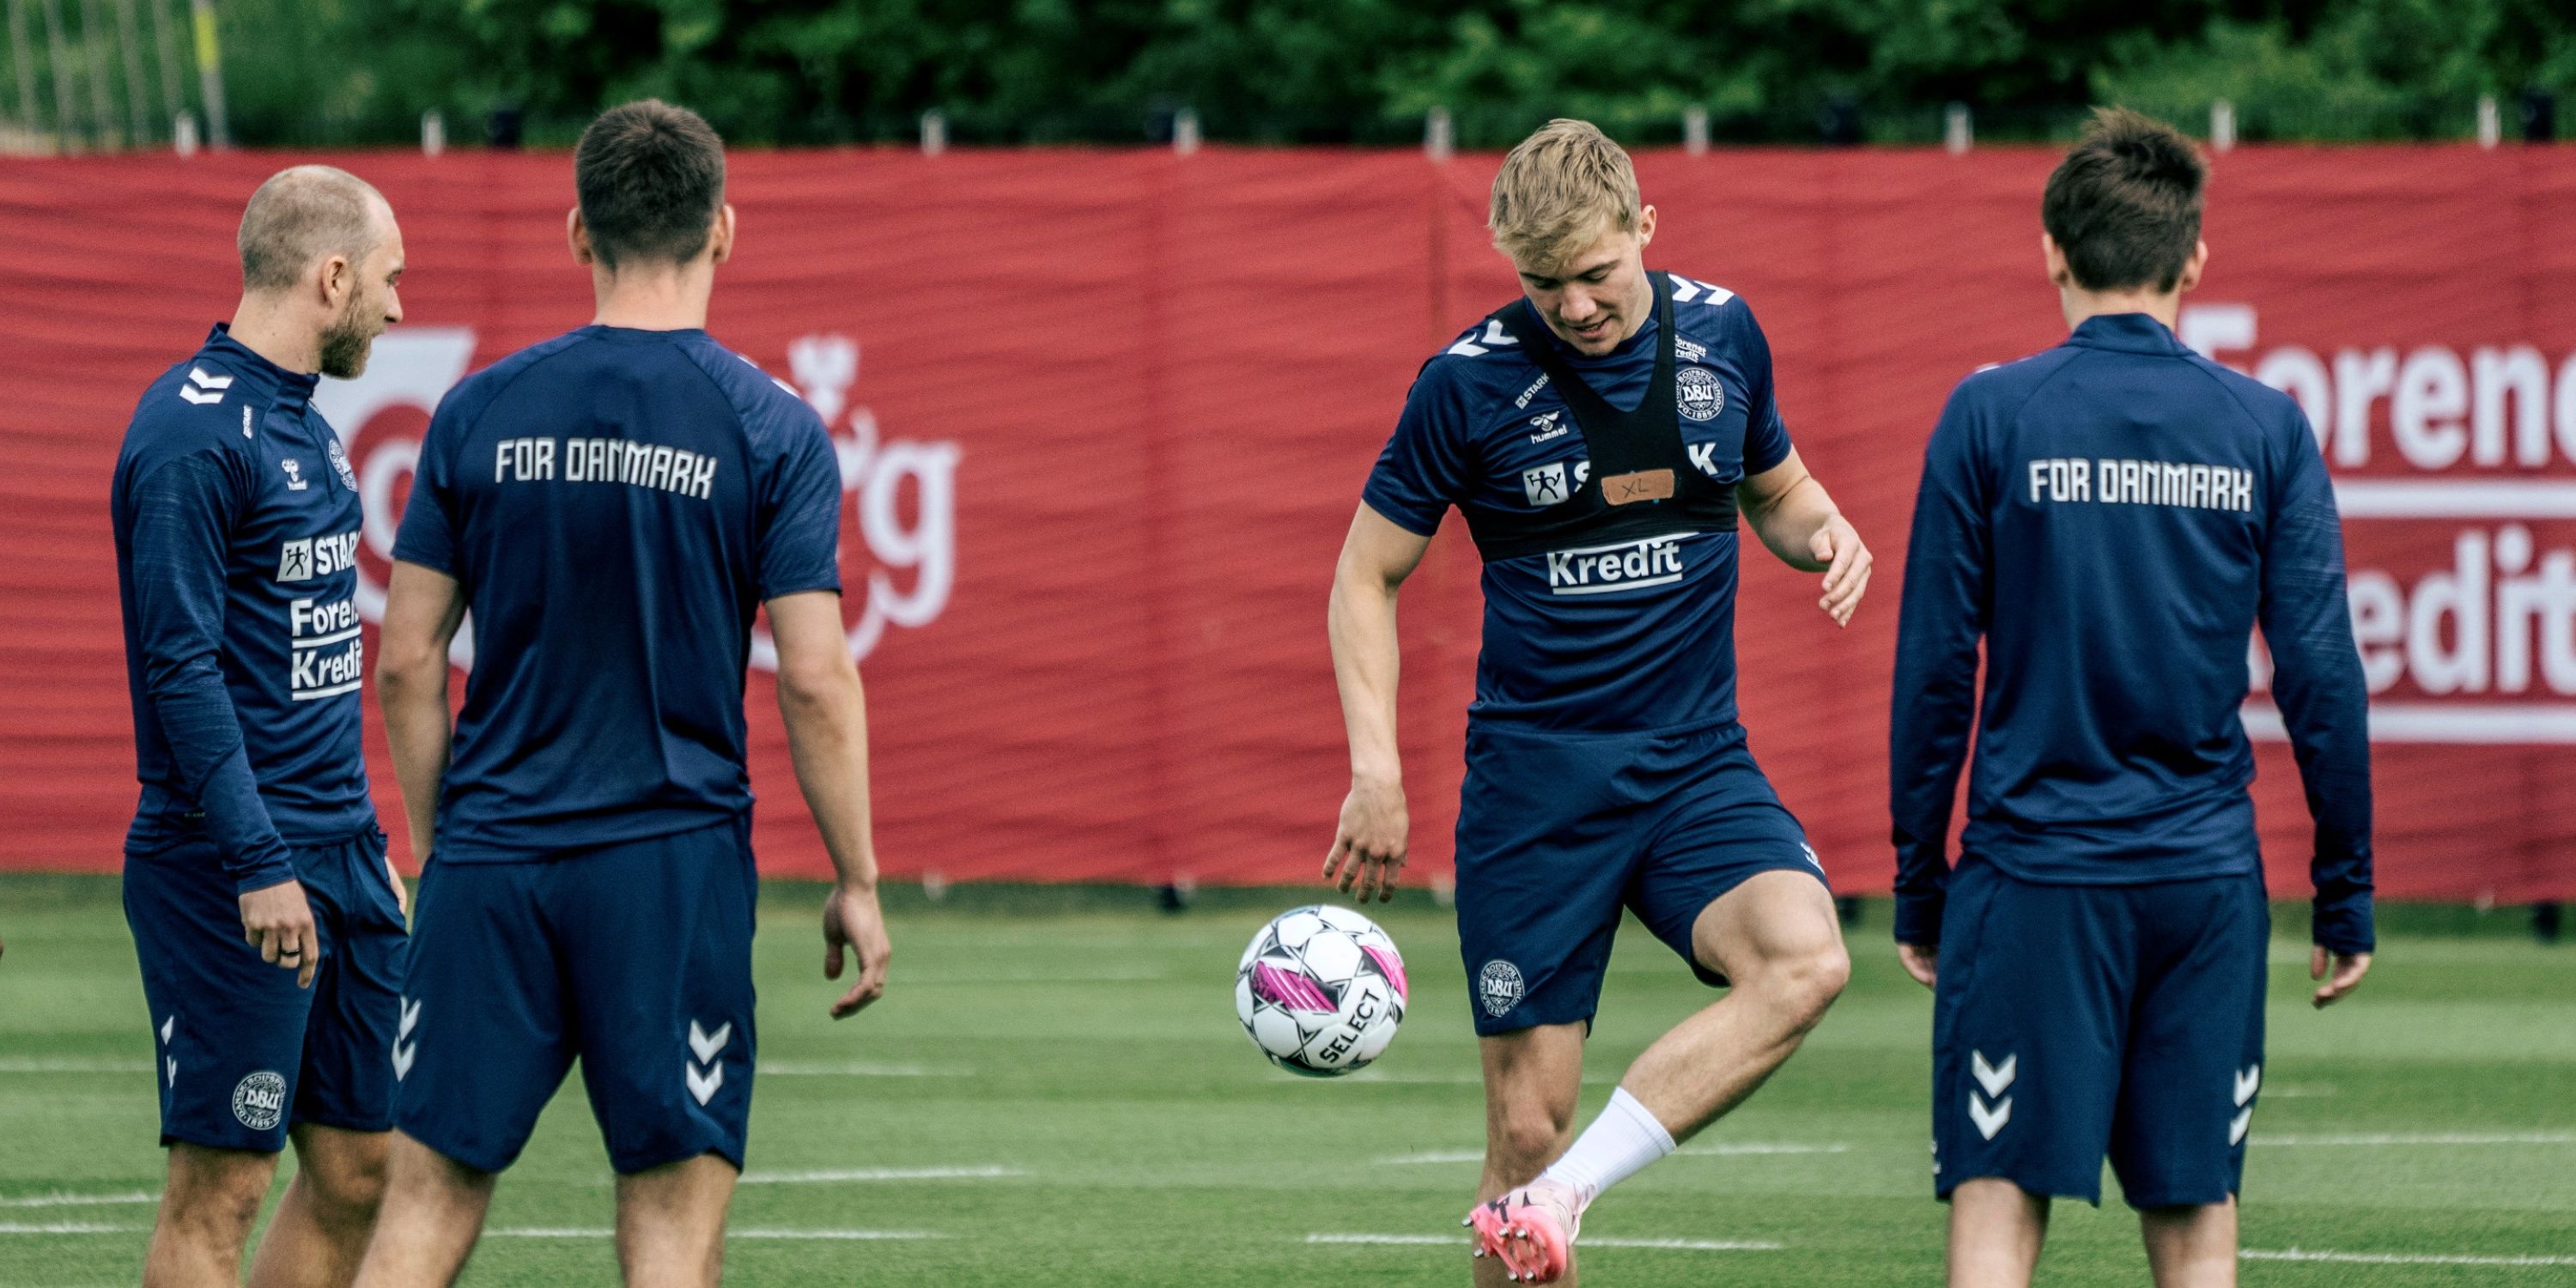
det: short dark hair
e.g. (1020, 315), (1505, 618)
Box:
(574, 100), (726, 270)
(239, 165), (383, 290)
(2042, 107), (2207, 293)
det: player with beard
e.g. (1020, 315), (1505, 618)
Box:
(111, 165), (411, 1288)
(1327, 120), (1869, 1285)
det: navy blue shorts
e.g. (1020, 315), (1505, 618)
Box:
(395, 819), (759, 1176)
(124, 826), (409, 1153)
(1453, 718), (1826, 1036)
(1931, 854), (2268, 1208)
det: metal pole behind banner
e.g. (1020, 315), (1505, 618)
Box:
(39, 0), (77, 147)
(111, 0), (149, 142)
(146, 0), (180, 125)
(185, 0), (220, 145)
(79, 0), (118, 146)
(6, 0), (39, 140)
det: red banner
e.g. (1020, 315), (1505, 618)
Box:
(2, 146), (2570, 902)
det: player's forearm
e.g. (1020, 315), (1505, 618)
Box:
(1327, 566), (1405, 784)
(1742, 471), (1841, 572)
(131, 460), (294, 890)
(780, 670), (879, 891)
(377, 657), (451, 861)
(149, 671), (296, 892)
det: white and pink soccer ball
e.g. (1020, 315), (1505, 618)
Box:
(1235, 904), (1408, 1077)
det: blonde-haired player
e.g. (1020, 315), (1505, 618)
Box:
(1325, 120), (1871, 1284)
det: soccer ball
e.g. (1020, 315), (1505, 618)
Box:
(1235, 904), (1408, 1077)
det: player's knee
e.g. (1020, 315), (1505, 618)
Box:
(305, 1149), (390, 1224)
(1760, 939), (1850, 1027)
(1486, 1101), (1574, 1180)
(163, 1151), (272, 1241)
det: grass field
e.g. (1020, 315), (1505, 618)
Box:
(3, 874), (2573, 1286)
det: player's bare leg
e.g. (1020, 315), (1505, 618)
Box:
(1619, 871), (1848, 1134)
(614, 1154), (738, 1288)
(350, 1133), (493, 1288)
(246, 1124), (391, 1288)
(2141, 1200), (2237, 1288)
(1468, 1023), (1583, 1285)
(1947, 1179), (2048, 1288)
(144, 1144), (279, 1288)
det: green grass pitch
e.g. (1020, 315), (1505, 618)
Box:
(3, 874), (2572, 1286)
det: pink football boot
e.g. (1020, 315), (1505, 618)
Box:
(1465, 1176), (1582, 1283)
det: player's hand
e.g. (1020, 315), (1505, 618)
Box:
(1897, 942), (1938, 990)
(2309, 945), (2371, 1008)
(1809, 514), (1872, 628)
(240, 879), (320, 988)
(823, 881), (890, 1019)
(1325, 775), (1407, 903)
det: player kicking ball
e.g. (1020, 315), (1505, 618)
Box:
(355, 100), (890, 1288)
(1890, 109), (2374, 1287)
(1326, 119), (1871, 1285)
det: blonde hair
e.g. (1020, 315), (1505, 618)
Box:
(1489, 119), (1642, 269)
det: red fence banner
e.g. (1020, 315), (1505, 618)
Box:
(3, 146), (2571, 902)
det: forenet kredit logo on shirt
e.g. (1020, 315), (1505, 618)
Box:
(2178, 302), (2576, 745)
(313, 328), (960, 671)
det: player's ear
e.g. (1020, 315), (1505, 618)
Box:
(708, 204), (737, 265)
(2040, 233), (2069, 289)
(1636, 204), (1656, 248)
(2176, 239), (2208, 293)
(568, 208), (595, 268)
(318, 251), (353, 311)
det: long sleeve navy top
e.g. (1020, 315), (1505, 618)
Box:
(1889, 313), (2374, 954)
(112, 325), (375, 892)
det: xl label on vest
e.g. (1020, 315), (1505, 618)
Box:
(1546, 533), (1686, 595)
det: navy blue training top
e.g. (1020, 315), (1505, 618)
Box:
(113, 325), (376, 893)
(393, 325), (844, 860)
(1889, 313), (2373, 952)
(1364, 275), (1792, 733)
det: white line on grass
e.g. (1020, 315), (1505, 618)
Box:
(0, 1222), (145, 1234)
(1375, 1143), (1846, 1165)
(1676, 1142), (1852, 1157)
(484, 1227), (940, 1241)
(738, 1166), (1025, 1184)
(2245, 1248), (2576, 1267)
(1304, 1233), (1781, 1253)
(756, 1061), (968, 1078)
(2258, 1132), (2576, 1147)
(0, 1192), (156, 1208)
(0, 1059), (151, 1074)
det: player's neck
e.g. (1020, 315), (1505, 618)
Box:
(2058, 285), (2182, 334)
(591, 261), (714, 331)
(223, 295), (323, 375)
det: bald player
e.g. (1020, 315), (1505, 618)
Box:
(111, 166), (410, 1288)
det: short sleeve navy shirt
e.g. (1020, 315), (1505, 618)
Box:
(394, 326), (843, 860)
(1364, 276), (1789, 732)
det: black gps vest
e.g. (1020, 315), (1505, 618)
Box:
(1458, 272), (1741, 562)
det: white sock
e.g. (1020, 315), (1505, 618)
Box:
(1537, 1087), (1677, 1207)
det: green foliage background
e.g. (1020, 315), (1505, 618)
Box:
(27, 0), (2576, 147)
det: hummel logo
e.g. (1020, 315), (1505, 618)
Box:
(392, 998), (421, 1080)
(685, 1019), (732, 1106)
(281, 459), (308, 491)
(688, 1020), (732, 1066)
(179, 366), (231, 405)
(1969, 1049), (2016, 1140)
(1972, 1050), (2017, 1098)
(2230, 1064), (2259, 1145)
(1528, 410), (1570, 444)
